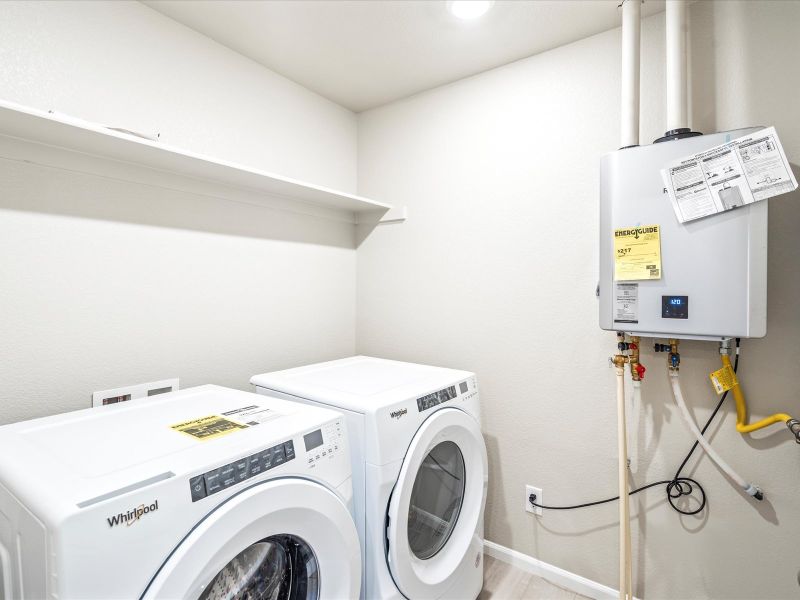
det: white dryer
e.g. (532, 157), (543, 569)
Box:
(251, 357), (488, 600)
(0, 385), (360, 599)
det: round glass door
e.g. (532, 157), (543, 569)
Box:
(386, 408), (488, 599)
(198, 534), (319, 600)
(407, 441), (466, 560)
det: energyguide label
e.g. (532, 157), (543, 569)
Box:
(613, 225), (662, 281)
(171, 415), (248, 441)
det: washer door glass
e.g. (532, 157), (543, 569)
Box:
(198, 534), (319, 600)
(407, 440), (466, 560)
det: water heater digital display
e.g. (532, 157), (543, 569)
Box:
(662, 295), (689, 319)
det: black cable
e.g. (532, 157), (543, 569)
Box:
(530, 338), (740, 516)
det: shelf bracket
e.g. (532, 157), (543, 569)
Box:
(378, 206), (407, 224)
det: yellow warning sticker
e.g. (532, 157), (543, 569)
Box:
(709, 365), (737, 395)
(613, 225), (662, 281)
(170, 415), (248, 441)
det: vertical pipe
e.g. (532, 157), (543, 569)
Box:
(615, 363), (633, 599)
(666, 0), (688, 132)
(620, 0), (641, 148)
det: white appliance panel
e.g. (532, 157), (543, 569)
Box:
(599, 128), (768, 339)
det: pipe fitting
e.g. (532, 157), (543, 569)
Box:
(629, 336), (643, 381)
(744, 484), (764, 501)
(668, 338), (680, 371)
(787, 419), (800, 444)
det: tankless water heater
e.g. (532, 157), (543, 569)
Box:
(599, 128), (768, 340)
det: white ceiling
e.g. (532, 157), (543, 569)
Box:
(143, 0), (665, 113)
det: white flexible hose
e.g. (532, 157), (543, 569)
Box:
(668, 371), (761, 497)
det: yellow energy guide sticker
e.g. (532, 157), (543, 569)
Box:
(170, 415), (248, 441)
(709, 365), (737, 395)
(614, 225), (662, 281)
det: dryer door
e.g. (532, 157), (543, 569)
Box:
(386, 408), (488, 599)
(141, 478), (360, 600)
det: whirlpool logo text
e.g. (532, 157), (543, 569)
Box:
(107, 500), (159, 528)
(390, 408), (407, 420)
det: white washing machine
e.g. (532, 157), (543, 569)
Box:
(251, 357), (488, 600)
(0, 384), (360, 599)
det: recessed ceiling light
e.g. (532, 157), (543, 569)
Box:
(447, 1), (494, 20)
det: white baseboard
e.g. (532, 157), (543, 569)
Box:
(484, 540), (633, 600)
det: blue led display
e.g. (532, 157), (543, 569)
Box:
(662, 295), (688, 319)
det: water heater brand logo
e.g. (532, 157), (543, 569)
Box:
(390, 408), (408, 420)
(107, 500), (159, 528)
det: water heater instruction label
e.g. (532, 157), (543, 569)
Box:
(613, 225), (662, 281)
(614, 282), (638, 323)
(662, 126), (797, 223)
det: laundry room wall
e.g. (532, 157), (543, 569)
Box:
(356, 2), (800, 599)
(0, 0), (358, 424)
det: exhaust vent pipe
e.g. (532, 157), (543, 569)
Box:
(620, 0), (641, 149)
(655, 0), (702, 142)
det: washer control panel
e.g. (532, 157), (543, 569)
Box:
(304, 420), (343, 470)
(189, 439), (295, 502)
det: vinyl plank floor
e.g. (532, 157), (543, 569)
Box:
(479, 555), (592, 600)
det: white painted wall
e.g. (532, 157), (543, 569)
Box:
(357, 2), (800, 598)
(0, 0), (358, 424)
(0, 0), (357, 192)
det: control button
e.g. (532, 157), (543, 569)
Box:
(219, 464), (237, 488)
(284, 441), (295, 461)
(234, 459), (249, 482)
(190, 475), (207, 502)
(204, 469), (223, 494)
(248, 453), (263, 477)
(260, 448), (273, 470)
(272, 444), (286, 466)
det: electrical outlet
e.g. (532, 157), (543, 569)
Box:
(92, 378), (179, 407)
(526, 485), (542, 516)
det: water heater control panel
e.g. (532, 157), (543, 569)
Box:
(661, 295), (688, 319)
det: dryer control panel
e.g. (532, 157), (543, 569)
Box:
(188, 439), (296, 502)
(416, 378), (477, 412)
(304, 420), (344, 470)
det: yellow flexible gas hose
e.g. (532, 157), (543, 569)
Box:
(721, 354), (795, 434)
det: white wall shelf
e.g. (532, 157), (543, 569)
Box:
(0, 99), (395, 225)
